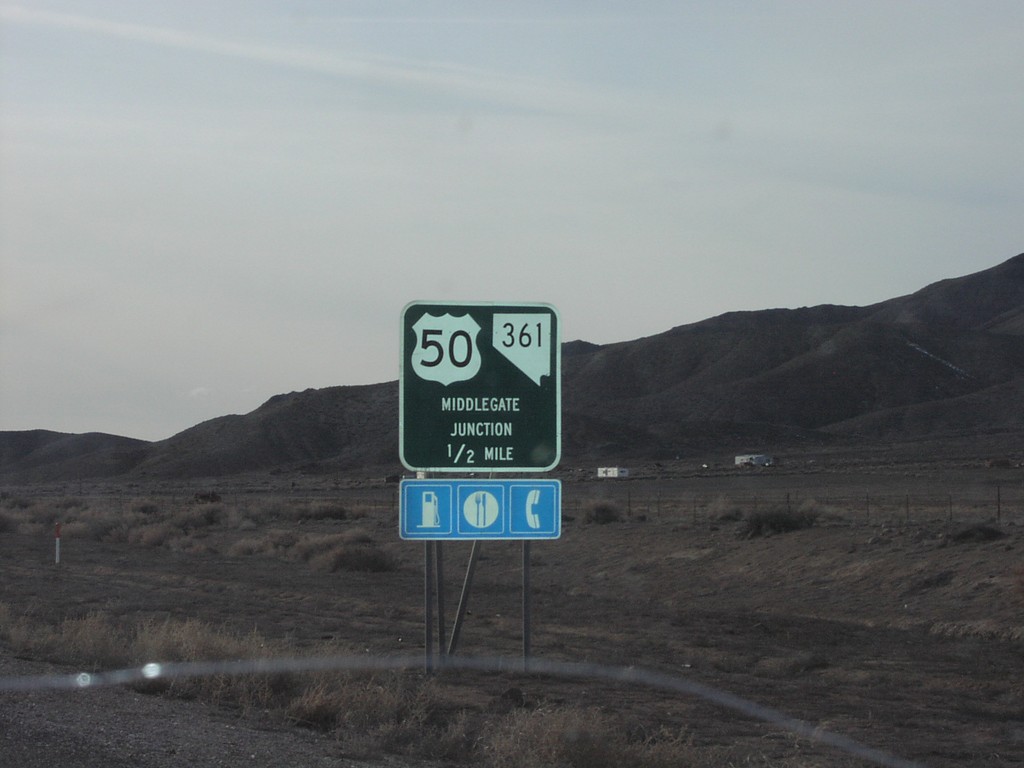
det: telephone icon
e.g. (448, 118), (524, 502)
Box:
(525, 489), (542, 529)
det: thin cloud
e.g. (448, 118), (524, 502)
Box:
(306, 15), (630, 26)
(0, 5), (609, 116)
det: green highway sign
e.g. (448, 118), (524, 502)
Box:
(400, 302), (561, 472)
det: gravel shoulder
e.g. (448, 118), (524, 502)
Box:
(0, 653), (408, 768)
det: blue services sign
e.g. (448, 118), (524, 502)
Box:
(400, 479), (561, 540)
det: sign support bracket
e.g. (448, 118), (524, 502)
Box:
(446, 540), (481, 657)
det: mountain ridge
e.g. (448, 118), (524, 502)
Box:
(3, 253), (1023, 482)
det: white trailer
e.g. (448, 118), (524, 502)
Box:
(735, 454), (773, 467)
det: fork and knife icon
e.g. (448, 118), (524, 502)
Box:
(472, 492), (487, 526)
(467, 491), (497, 528)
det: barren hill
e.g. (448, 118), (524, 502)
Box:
(563, 253), (1024, 456)
(3, 253), (1023, 482)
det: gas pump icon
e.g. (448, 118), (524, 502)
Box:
(420, 491), (441, 528)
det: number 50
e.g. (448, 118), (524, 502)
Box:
(420, 329), (475, 368)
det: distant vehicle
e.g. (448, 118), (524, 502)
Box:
(735, 454), (773, 467)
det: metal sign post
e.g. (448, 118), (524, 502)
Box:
(423, 542), (434, 673)
(522, 541), (531, 669)
(435, 541), (446, 666)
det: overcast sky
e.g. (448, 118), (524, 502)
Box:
(2, 1), (1022, 441)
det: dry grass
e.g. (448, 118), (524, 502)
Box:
(130, 618), (298, 708)
(298, 531), (395, 573)
(1, 495), (393, 573)
(702, 494), (745, 523)
(483, 706), (692, 768)
(239, 498), (356, 525)
(226, 529), (395, 572)
(2, 484), (1014, 766)
(226, 530), (299, 557)
(0, 494), (36, 510)
(0, 602), (704, 765)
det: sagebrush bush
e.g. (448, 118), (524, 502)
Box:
(483, 706), (689, 768)
(134, 501), (160, 515)
(309, 543), (395, 573)
(171, 504), (225, 531)
(291, 533), (348, 562)
(225, 530), (394, 572)
(1, 495), (34, 510)
(287, 681), (347, 731)
(741, 508), (817, 538)
(707, 495), (744, 522)
(52, 613), (126, 669)
(290, 672), (427, 731)
(245, 498), (295, 523)
(0, 602), (16, 642)
(950, 524), (1005, 543)
(62, 509), (143, 543)
(130, 617), (293, 708)
(584, 501), (622, 524)
(54, 497), (89, 511)
(289, 502), (348, 522)
(128, 522), (179, 548)
(227, 531), (299, 558)
(132, 617), (255, 663)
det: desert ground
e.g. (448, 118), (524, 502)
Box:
(2, 459), (1023, 767)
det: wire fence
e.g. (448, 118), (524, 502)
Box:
(9, 478), (1022, 530)
(563, 485), (1024, 528)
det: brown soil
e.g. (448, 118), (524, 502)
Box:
(2, 465), (1024, 767)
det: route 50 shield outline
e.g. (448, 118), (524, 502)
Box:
(409, 312), (482, 386)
